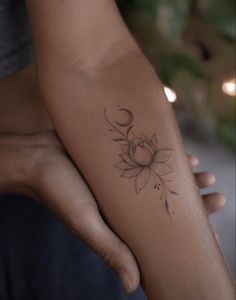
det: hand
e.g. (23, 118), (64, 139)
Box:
(0, 131), (226, 293)
(187, 154), (226, 214)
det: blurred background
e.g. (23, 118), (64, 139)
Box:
(117, 0), (235, 277)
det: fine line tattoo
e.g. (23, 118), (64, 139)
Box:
(104, 107), (178, 216)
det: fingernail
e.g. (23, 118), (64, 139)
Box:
(192, 156), (199, 166)
(119, 270), (133, 293)
(208, 173), (216, 185)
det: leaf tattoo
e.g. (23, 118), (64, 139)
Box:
(104, 107), (177, 216)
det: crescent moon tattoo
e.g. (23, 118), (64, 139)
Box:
(115, 109), (134, 127)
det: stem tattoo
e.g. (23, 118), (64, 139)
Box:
(104, 107), (177, 216)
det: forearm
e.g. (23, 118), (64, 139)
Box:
(27, 1), (235, 299)
(26, 0), (138, 77)
(41, 56), (234, 299)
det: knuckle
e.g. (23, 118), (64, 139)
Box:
(102, 252), (115, 266)
(102, 242), (128, 267)
(68, 203), (97, 233)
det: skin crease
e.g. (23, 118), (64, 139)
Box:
(24, 0), (235, 299)
(0, 64), (226, 294)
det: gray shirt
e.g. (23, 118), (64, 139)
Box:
(0, 0), (33, 79)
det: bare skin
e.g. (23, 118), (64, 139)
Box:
(0, 131), (225, 291)
(25, 1), (235, 298)
(0, 64), (225, 293)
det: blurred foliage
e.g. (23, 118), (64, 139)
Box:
(117, 0), (236, 149)
(158, 53), (204, 85)
(199, 0), (236, 39)
(217, 118), (236, 149)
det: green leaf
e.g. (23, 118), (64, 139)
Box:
(157, 53), (204, 86)
(199, 0), (236, 40)
(155, 0), (191, 43)
(134, 0), (158, 19)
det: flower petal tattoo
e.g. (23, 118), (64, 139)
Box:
(104, 107), (177, 216)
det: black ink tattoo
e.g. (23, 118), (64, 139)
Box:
(104, 107), (177, 216)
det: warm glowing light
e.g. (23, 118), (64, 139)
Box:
(164, 86), (177, 103)
(222, 79), (236, 96)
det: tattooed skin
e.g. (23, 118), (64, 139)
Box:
(104, 107), (177, 216)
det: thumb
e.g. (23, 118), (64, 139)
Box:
(35, 151), (140, 293)
(67, 205), (140, 293)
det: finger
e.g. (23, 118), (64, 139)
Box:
(71, 208), (140, 294)
(39, 161), (140, 293)
(194, 172), (216, 188)
(187, 154), (200, 168)
(202, 193), (226, 214)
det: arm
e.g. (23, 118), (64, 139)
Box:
(0, 67), (224, 294)
(26, 1), (235, 299)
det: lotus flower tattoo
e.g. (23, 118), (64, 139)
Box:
(104, 107), (177, 216)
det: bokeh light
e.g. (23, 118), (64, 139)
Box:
(164, 86), (177, 103)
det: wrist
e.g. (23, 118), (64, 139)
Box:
(39, 44), (142, 89)
(0, 134), (40, 196)
(39, 47), (164, 107)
